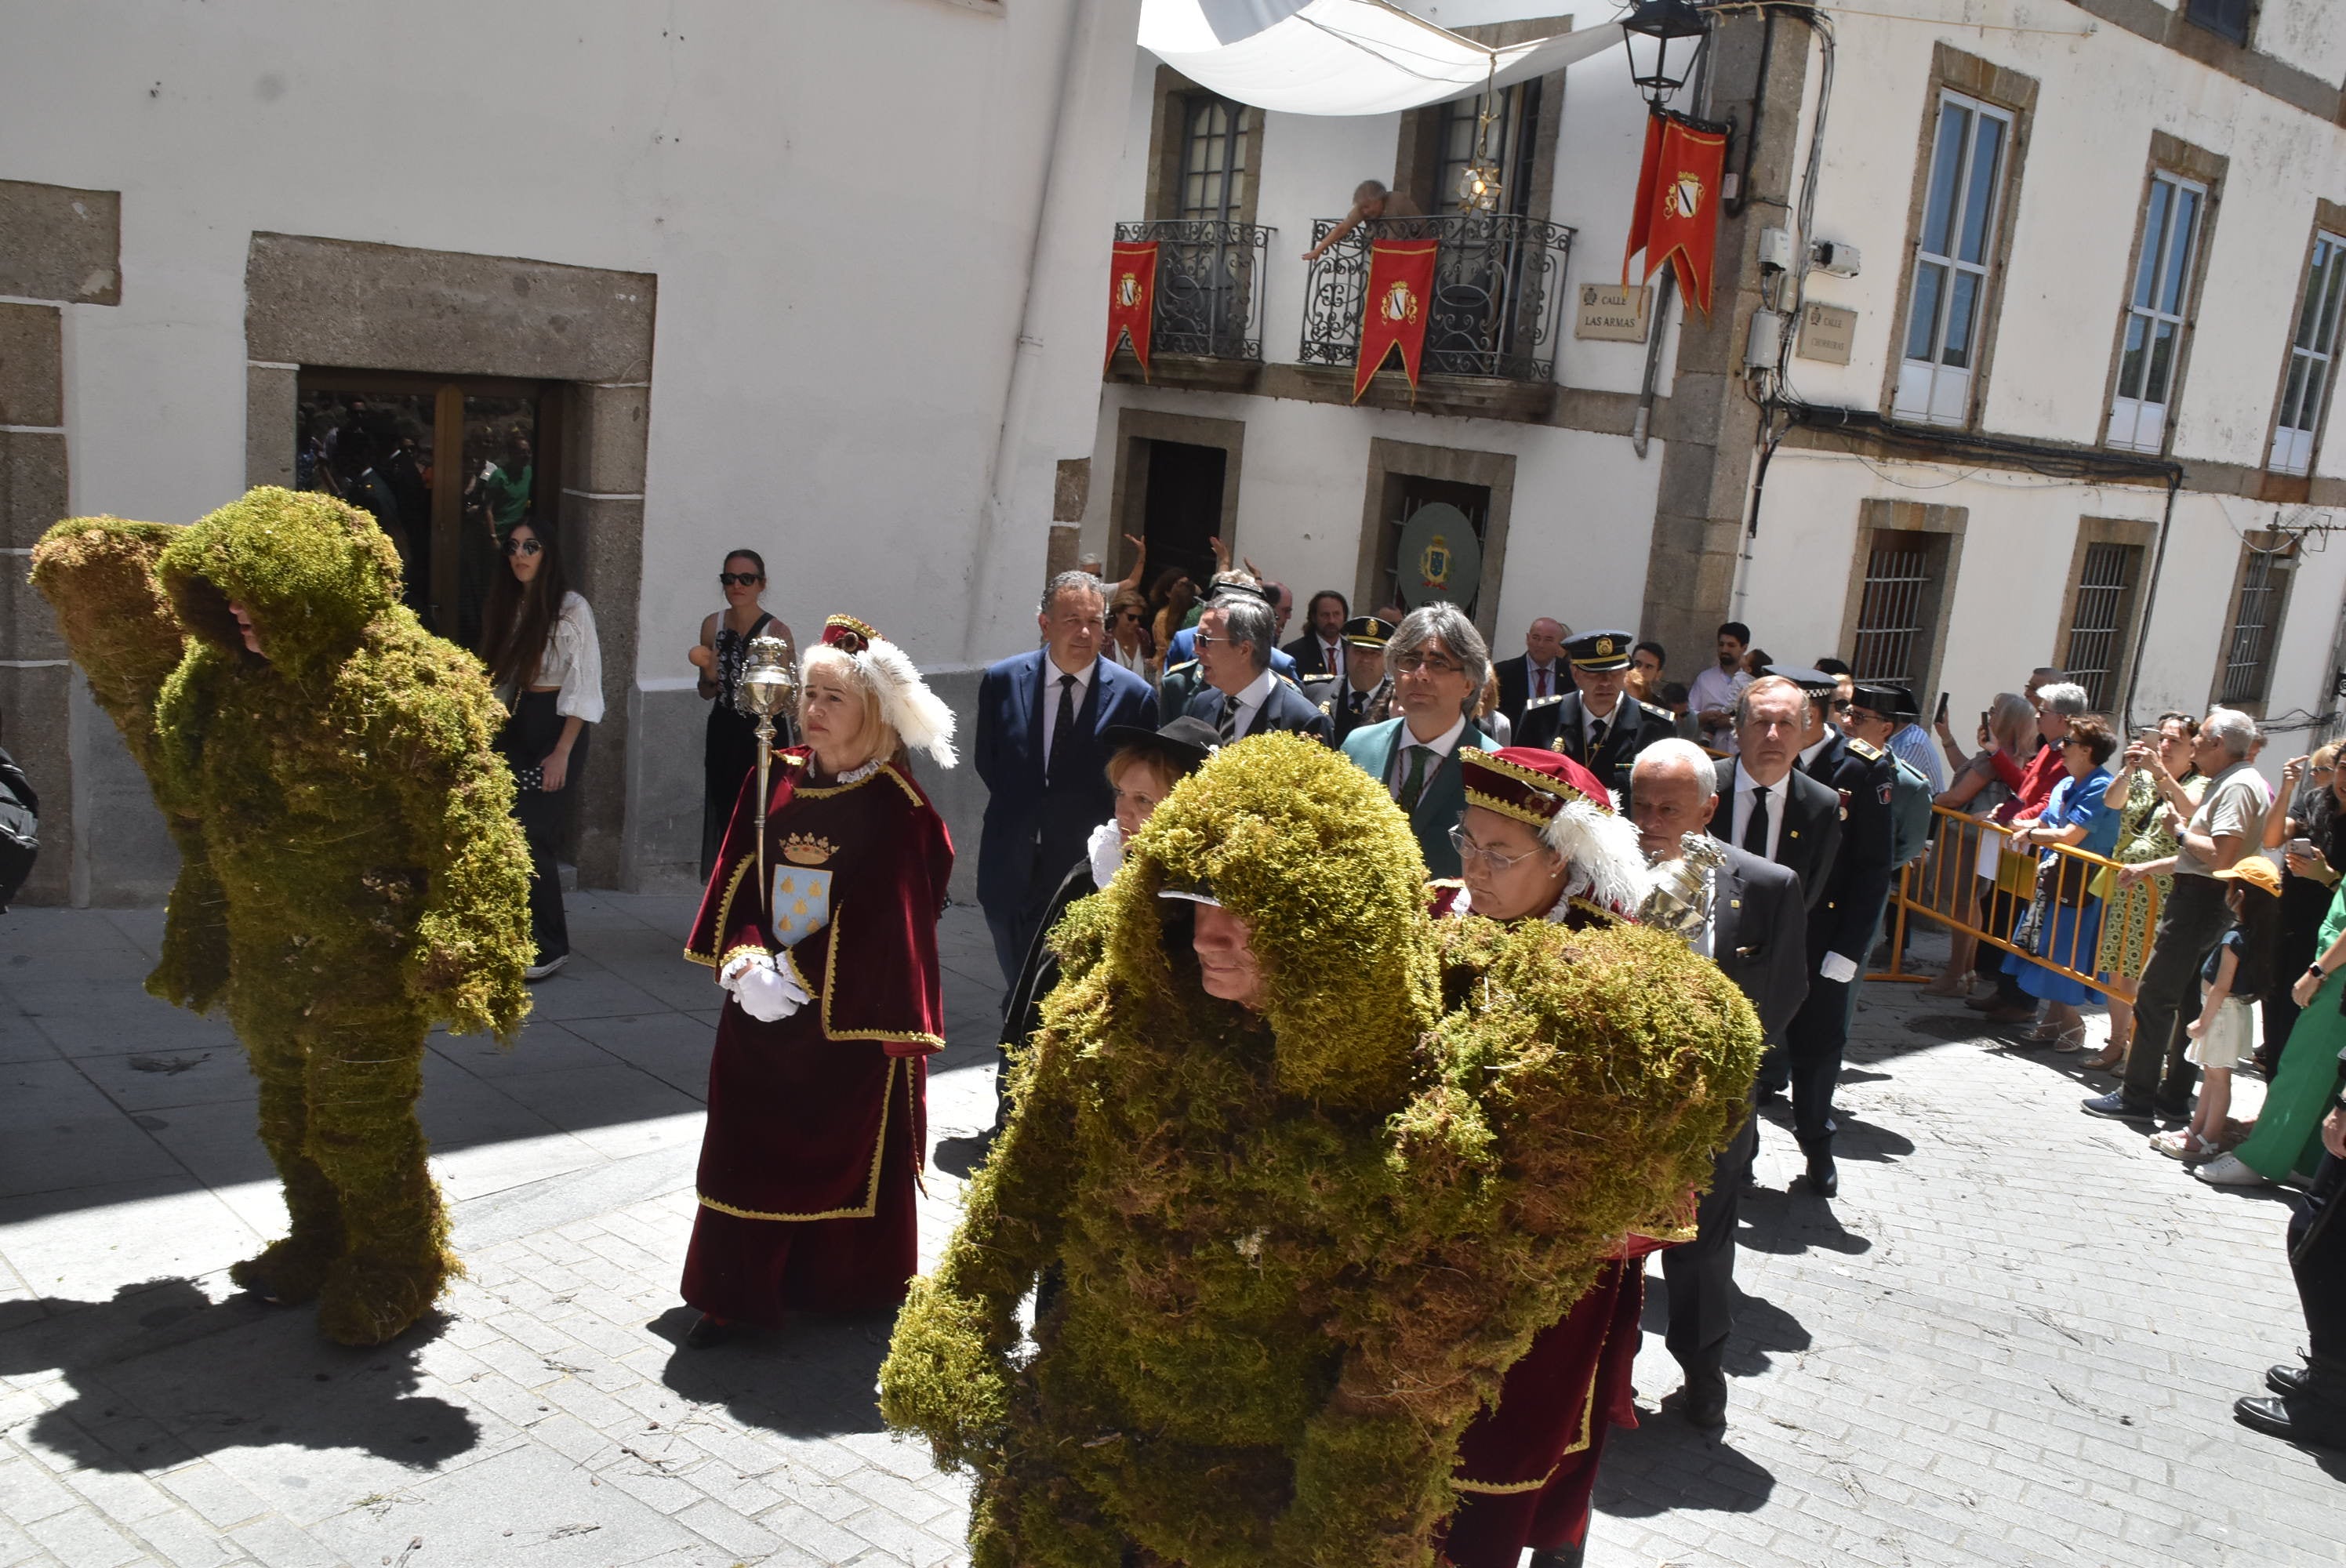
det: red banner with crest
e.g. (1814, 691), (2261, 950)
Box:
(1623, 111), (1729, 317)
(1105, 241), (1159, 379)
(1353, 238), (1441, 402)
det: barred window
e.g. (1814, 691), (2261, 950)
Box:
(2218, 548), (2288, 708)
(1851, 530), (1934, 687)
(2061, 542), (2141, 712)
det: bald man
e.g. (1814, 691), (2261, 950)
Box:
(1494, 617), (1568, 726)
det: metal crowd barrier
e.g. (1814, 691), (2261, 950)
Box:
(1870, 804), (2159, 1001)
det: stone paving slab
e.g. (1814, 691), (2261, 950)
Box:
(2, 896), (2341, 1566)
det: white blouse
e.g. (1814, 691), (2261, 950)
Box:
(533, 591), (605, 724)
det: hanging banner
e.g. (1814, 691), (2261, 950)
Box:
(1353, 238), (1440, 401)
(1105, 241), (1160, 379)
(1623, 110), (1729, 317)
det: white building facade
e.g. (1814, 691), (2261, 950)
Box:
(5, 0), (2344, 906)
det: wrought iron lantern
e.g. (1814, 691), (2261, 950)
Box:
(1620, 0), (1709, 108)
(1456, 62), (1505, 214)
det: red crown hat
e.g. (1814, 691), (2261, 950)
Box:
(1460, 746), (1615, 828)
(821, 614), (881, 655)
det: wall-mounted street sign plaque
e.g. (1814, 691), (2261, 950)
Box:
(1574, 282), (1651, 343)
(1796, 302), (1858, 365)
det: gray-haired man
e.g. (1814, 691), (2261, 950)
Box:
(1339, 602), (1493, 879)
(1183, 591), (1334, 746)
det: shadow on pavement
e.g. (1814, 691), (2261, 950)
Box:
(1637, 1285), (1811, 1381)
(1737, 1189), (1872, 1256)
(1592, 1416), (1777, 1517)
(651, 1303), (895, 1439)
(0, 1279), (478, 1473)
(932, 1129), (997, 1181)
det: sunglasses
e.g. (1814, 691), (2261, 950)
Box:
(503, 536), (542, 557)
(717, 572), (763, 586)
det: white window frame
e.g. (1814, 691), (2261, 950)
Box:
(1894, 91), (2014, 427)
(2271, 229), (2346, 477)
(2107, 171), (2207, 453)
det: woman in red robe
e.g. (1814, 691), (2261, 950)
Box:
(1435, 747), (1683, 1568)
(680, 614), (956, 1347)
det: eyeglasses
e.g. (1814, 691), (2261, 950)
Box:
(717, 572), (762, 586)
(1448, 825), (1542, 872)
(503, 537), (542, 557)
(1392, 653), (1464, 676)
(1193, 631), (1226, 648)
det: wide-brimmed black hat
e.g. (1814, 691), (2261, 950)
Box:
(1102, 714), (1222, 774)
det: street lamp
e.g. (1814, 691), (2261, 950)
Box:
(1620, 0), (1709, 108)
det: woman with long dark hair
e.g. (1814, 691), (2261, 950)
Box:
(479, 519), (601, 979)
(689, 550), (795, 880)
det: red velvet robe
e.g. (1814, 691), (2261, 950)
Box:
(1429, 877), (1681, 1566)
(681, 749), (953, 1323)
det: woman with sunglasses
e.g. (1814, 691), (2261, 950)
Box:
(689, 551), (797, 880)
(479, 520), (601, 979)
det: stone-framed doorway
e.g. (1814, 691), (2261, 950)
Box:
(243, 233), (656, 886)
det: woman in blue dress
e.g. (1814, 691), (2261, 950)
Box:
(2003, 715), (2121, 1051)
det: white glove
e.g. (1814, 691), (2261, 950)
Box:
(1818, 951), (1858, 985)
(719, 952), (810, 1022)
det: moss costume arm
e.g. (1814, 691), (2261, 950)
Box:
(371, 635), (534, 1040)
(880, 932), (1097, 1470)
(1274, 1377), (1454, 1568)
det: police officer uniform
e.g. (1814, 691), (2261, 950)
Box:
(1756, 664), (1897, 1196)
(1323, 615), (1396, 745)
(1515, 630), (1676, 796)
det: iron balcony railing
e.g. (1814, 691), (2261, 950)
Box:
(1113, 219), (1274, 361)
(1298, 212), (1574, 384)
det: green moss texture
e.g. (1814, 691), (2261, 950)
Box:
(878, 733), (1763, 1568)
(30, 488), (532, 1345)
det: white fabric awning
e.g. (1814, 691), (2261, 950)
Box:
(1138, 0), (1625, 118)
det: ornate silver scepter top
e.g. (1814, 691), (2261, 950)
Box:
(739, 633), (799, 924)
(1638, 833), (1727, 943)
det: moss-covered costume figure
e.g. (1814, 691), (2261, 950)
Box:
(878, 733), (1762, 1568)
(30, 488), (531, 1346)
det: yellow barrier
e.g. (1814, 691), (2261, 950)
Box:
(1870, 803), (2159, 1000)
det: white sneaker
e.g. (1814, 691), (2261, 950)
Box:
(2193, 1152), (2269, 1187)
(524, 953), (567, 982)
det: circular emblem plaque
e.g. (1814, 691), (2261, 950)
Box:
(1393, 503), (1483, 611)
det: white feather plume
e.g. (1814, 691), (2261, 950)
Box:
(1540, 797), (1651, 915)
(856, 634), (958, 768)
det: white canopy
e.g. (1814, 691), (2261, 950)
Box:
(1138, 0), (1625, 118)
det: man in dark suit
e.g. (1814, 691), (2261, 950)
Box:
(1284, 590), (1350, 679)
(1761, 666), (1897, 1197)
(1491, 615), (1567, 727)
(1633, 739), (1809, 1431)
(1706, 675), (1847, 1199)
(1325, 614), (1394, 744)
(1182, 588), (1333, 746)
(975, 571), (1158, 986)
(1339, 603), (1492, 878)
(1516, 629), (1678, 796)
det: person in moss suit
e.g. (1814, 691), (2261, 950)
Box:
(31, 488), (532, 1347)
(877, 732), (1761, 1568)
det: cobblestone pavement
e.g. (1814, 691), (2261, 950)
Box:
(2, 895), (2339, 1566)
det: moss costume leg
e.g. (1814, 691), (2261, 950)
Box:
(224, 992), (345, 1305)
(300, 971), (450, 1346)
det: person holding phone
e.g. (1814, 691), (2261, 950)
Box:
(2256, 743), (2346, 1072)
(2083, 714), (2206, 1071)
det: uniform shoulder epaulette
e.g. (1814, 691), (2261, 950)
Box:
(1319, 699), (1335, 716)
(1524, 693), (1567, 712)
(1846, 736), (1886, 761)
(1639, 700), (1673, 722)
(1278, 673), (1304, 692)
(1162, 659), (1197, 677)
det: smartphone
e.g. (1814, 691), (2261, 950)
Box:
(1979, 710), (1989, 733)
(1934, 691), (1949, 724)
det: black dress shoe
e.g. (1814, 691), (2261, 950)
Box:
(1527, 1543), (1584, 1568)
(1803, 1153), (1838, 1198)
(684, 1313), (735, 1349)
(2234, 1392), (2346, 1448)
(1680, 1369), (1728, 1429)
(2268, 1363), (2309, 1398)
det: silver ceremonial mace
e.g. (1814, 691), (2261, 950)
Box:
(738, 632), (800, 927)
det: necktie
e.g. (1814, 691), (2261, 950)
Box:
(1588, 715), (1608, 756)
(1047, 674), (1078, 787)
(1327, 641), (1342, 677)
(1743, 783), (1771, 857)
(1219, 691), (1243, 741)
(1535, 665), (1549, 700)
(1399, 746), (1432, 813)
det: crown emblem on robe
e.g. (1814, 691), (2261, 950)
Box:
(782, 833), (837, 866)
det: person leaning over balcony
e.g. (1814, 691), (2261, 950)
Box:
(2082, 713), (2206, 1073)
(2085, 708), (2267, 1126)
(1300, 177), (1425, 262)
(1999, 716), (2120, 1054)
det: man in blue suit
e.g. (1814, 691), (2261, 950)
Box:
(1339, 602), (1492, 879)
(1182, 587), (1332, 746)
(975, 571), (1158, 985)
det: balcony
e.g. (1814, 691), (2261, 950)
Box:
(1298, 212), (1574, 407)
(1108, 219), (1273, 390)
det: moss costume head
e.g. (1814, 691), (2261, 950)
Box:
(880, 732), (1763, 1568)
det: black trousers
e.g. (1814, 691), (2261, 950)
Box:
(2293, 1146), (2345, 1366)
(1783, 973), (1851, 1156)
(498, 691), (586, 965)
(1661, 1110), (1758, 1375)
(2263, 875), (2333, 1068)
(2122, 875), (2231, 1112)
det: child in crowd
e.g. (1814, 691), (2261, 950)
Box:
(2155, 857), (2282, 1161)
